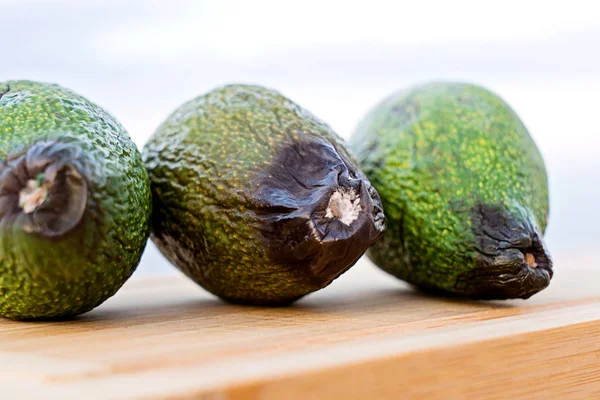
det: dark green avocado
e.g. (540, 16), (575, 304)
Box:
(0, 80), (151, 320)
(350, 82), (552, 299)
(143, 84), (385, 305)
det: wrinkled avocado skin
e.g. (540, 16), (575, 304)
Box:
(143, 84), (384, 305)
(350, 82), (552, 299)
(0, 80), (151, 320)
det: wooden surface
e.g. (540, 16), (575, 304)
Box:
(1, 257), (599, 399)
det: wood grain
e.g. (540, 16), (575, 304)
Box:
(0, 258), (598, 399)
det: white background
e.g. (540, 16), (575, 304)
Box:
(1, 0), (598, 276)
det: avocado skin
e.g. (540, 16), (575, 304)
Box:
(0, 81), (151, 320)
(143, 84), (384, 305)
(350, 82), (552, 299)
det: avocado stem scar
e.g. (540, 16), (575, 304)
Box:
(325, 188), (361, 226)
(19, 178), (50, 214)
(525, 253), (537, 268)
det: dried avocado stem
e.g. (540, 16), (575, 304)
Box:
(19, 174), (51, 214)
(325, 188), (361, 226)
(0, 141), (89, 237)
(525, 252), (537, 268)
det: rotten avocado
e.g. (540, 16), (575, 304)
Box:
(0, 81), (152, 320)
(143, 84), (385, 305)
(350, 82), (552, 299)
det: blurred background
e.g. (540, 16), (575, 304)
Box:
(2, 0), (598, 278)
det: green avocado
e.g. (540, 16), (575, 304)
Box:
(350, 82), (552, 299)
(0, 80), (151, 320)
(143, 84), (385, 305)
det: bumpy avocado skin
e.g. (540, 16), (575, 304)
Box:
(144, 85), (384, 305)
(0, 81), (151, 320)
(350, 82), (552, 299)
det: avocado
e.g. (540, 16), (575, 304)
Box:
(143, 84), (385, 305)
(0, 80), (151, 320)
(350, 82), (552, 299)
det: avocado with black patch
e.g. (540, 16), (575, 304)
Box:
(143, 84), (385, 305)
(0, 80), (151, 320)
(350, 82), (552, 299)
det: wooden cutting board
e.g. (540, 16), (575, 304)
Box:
(1, 257), (599, 399)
